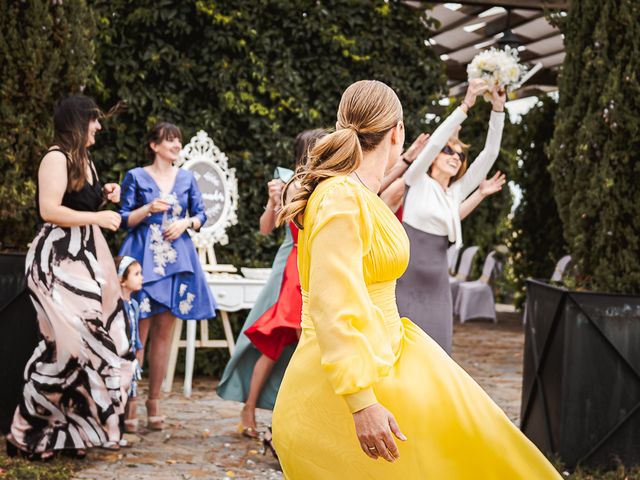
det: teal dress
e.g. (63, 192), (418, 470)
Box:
(216, 227), (295, 409)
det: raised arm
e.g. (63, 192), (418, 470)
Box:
(459, 171), (506, 220)
(455, 88), (507, 199)
(403, 79), (489, 187)
(259, 179), (284, 235)
(379, 132), (429, 192)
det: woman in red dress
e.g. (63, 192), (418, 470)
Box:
(245, 222), (301, 362)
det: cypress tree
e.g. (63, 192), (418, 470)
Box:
(0, 0), (95, 249)
(548, 0), (640, 293)
(509, 95), (566, 305)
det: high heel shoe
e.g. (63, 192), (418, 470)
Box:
(237, 423), (259, 439)
(262, 426), (278, 459)
(146, 399), (165, 430)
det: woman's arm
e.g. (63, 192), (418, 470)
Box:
(403, 108), (467, 187)
(308, 181), (405, 462)
(39, 151), (120, 230)
(379, 178), (405, 213)
(455, 89), (507, 199)
(459, 171), (506, 220)
(259, 179), (284, 235)
(164, 172), (206, 241)
(403, 79), (488, 187)
(119, 171), (170, 230)
(379, 133), (429, 192)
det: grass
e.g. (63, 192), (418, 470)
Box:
(0, 439), (77, 480)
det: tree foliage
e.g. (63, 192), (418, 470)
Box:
(548, 0), (640, 293)
(86, 0), (445, 267)
(0, 0), (95, 249)
(508, 95), (566, 305)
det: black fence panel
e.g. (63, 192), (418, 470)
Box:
(521, 279), (640, 469)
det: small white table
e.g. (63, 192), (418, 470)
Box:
(163, 272), (268, 397)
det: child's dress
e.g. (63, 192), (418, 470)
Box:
(123, 298), (143, 397)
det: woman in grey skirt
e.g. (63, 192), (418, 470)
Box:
(396, 79), (506, 354)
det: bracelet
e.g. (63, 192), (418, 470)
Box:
(461, 101), (471, 111)
(492, 109), (504, 113)
(402, 157), (412, 167)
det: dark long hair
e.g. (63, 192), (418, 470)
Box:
(53, 95), (102, 192)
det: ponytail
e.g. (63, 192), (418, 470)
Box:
(278, 128), (362, 228)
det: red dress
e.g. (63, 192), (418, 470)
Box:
(245, 223), (301, 361)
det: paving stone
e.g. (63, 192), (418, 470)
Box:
(71, 311), (523, 479)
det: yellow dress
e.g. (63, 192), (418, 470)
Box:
(272, 176), (560, 479)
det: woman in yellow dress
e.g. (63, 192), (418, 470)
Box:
(272, 80), (561, 479)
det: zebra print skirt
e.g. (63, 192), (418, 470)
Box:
(9, 223), (135, 454)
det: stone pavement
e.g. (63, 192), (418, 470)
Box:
(72, 311), (524, 480)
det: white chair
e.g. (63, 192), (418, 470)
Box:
(550, 255), (571, 282)
(164, 130), (239, 395)
(449, 246), (479, 303)
(454, 251), (498, 323)
(447, 245), (461, 276)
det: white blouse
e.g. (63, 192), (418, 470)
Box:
(402, 107), (505, 247)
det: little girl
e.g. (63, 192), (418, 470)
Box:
(115, 256), (144, 433)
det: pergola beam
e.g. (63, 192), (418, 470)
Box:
(434, 0), (569, 9)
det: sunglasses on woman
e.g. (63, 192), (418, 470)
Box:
(441, 145), (466, 162)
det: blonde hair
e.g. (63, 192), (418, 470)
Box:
(278, 80), (402, 228)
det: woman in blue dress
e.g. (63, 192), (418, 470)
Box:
(118, 122), (217, 429)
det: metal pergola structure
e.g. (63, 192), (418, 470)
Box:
(421, 1), (569, 98)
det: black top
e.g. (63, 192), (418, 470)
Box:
(36, 148), (105, 225)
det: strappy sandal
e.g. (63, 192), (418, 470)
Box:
(146, 399), (165, 431)
(124, 418), (139, 434)
(237, 423), (259, 439)
(101, 441), (121, 451)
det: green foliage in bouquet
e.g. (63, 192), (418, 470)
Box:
(548, 0), (640, 293)
(86, 0), (445, 266)
(0, 0), (95, 250)
(508, 95), (566, 307)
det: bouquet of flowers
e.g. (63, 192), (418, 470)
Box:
(467, 46), (526, 99)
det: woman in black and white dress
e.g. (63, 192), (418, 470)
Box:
(7, 95), (134, 459)
(396, 79), (506, 354)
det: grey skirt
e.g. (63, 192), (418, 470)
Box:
(396, 223), (453, 354)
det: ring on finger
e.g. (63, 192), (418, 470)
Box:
(367, 445), (377, 452)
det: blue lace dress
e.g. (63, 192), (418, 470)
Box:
(118, 167), (217, 321)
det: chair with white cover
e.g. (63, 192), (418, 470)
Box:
(454, 251), (498, 323)
(550, 255), (571, 282)
(164, 130), (239, 394)
(449, 245), (479, 301)
(447, 245), (461, 276)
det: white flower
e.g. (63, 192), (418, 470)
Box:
(467, 46), (526, 88)
(179, 293), (196, 315)
(149, 224), (178, 276)
(179, 284), (187, 296)
(139, 297), (151, 313)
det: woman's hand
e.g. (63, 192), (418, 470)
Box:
(147, 198), (171, 215)
(96, 210), (121, 231)
(479, 171), (506, 197)
(163, 218), (190, 241)
(353, 403), (406, 462)
(462, 78), (490, 110)
(402, 133), (430, 164)
(103, 183), (121, 204)
(490, 86), (507, 112)
(267, 179), (284, 210)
